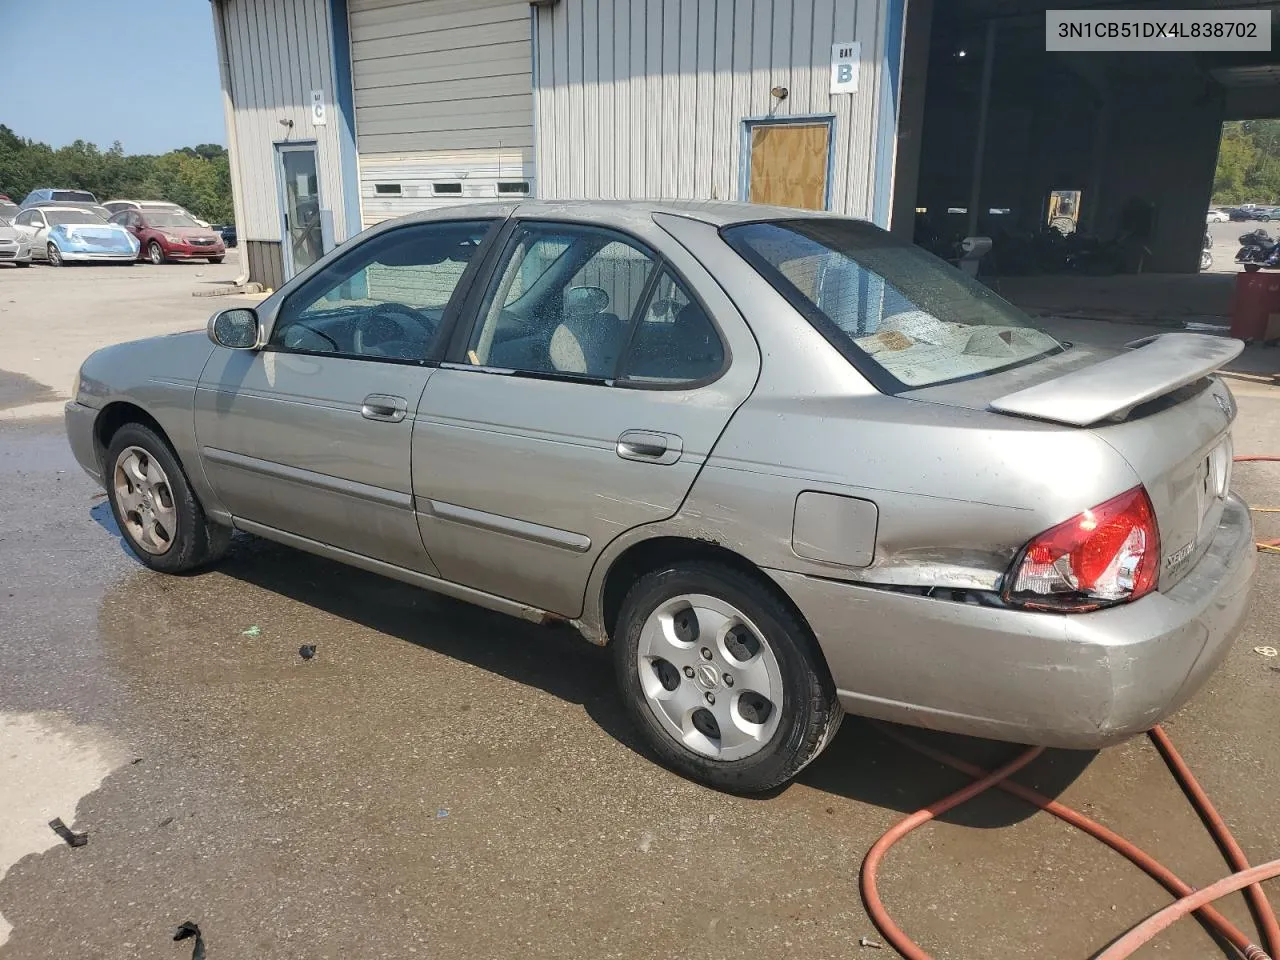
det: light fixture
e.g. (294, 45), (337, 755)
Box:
(770, 86), (789, 101)
(279, 118), (294, 129)
(957, 49), (967, 57)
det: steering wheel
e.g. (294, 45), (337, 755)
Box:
(353, 302), (437, 357)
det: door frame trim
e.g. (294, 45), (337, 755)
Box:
(737, 114), (837, 211)
(274, 139), (322, 280)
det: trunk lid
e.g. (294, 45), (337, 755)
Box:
(905, 334), (1240, 590)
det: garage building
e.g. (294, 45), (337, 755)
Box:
(210, 0), (1280, 288)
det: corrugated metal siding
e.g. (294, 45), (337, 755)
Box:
(217, 0), (349, 242)
(534, 0), (892, 219)
(349, 0), (535, 227)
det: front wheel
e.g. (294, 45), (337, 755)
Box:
(148, 241), (166, 265)
(208, 256), (224, 264)
(613, 560), (842, 794)
(15, 261), (30, 268)
(47, 243), (63, 266)
(104, 423), (231, 573)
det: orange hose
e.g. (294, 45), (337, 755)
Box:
(859, 746), (1044, 960)
(1097, 859), (1280, 960)
(1234, 456), (1280, 462)
(859, 725), (1278, 960)
(873, 723), (1262, 956)
(1149, 726), (1280, 959)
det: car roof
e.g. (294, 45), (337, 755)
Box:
(513, 198), (844, 226)
(380, 199), (851, 235)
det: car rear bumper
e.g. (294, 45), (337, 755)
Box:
(65, 400), (103, 485)
(768, 492), (1255, 748)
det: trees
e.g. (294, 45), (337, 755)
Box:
(0, 126), (232, 223)
(1213, 120), (1280, 206)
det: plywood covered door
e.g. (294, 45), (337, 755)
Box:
(747, 121), (832, 211)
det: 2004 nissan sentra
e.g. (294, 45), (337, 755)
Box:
(64, 201), (1254, 793)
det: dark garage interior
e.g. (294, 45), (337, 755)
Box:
(894, 0), (1280, 279)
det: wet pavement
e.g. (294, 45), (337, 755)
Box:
(2, 403), (1280, 959)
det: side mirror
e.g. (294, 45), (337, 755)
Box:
(208, 308), (260, 350)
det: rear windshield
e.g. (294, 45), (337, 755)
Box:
(722, 219), (1063, 390)
(52, 190), (97, 203)
(47, 210), (107, 225)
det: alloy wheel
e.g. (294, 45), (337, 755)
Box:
(112, 446), (177, 555)
(636, 593), (784, 761)
(149, 242), (164, 265)
(47, 243), (62, 266)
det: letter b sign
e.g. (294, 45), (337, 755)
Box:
(830, 42), (860, 94)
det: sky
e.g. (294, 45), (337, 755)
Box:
(6, 0), (225, 154)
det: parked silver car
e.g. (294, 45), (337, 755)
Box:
(0, 218), (33, 265)
(64, 201), (1254, 792)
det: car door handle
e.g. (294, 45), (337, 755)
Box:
(617, 430), (683, 465)
(361, 394), (408, 423)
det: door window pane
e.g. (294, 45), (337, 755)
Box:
(280, 147), (324, 274)
(619, 270), (724, 384)
(468, 224), (655, 378)
(271, 221), (491, 361)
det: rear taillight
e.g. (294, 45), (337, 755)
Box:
(1003, 486), (1160, 612)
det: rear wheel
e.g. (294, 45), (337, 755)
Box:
(47, 243), (63, 266)
(104, 423), (231, 573)
(148, 241), (166, 265)
(613, 560), (842, 793)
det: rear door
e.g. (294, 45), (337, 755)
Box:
(412, 214), (760, 616)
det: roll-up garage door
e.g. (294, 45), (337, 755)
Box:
(348, 0), (536, 227)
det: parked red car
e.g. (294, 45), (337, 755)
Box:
(109, 208), (226, 264)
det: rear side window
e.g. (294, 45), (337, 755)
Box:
(723, 219), (1062, 390)
(618, 269), (723, 384)
(464, 222), (725, 386)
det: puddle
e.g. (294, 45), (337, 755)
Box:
(0, 712), (127, 947)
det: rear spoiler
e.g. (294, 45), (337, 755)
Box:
(989, 333), (1243, 426)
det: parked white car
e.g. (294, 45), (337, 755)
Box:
(103, 200), (211, 229)
(1207, 209), (1229, 223)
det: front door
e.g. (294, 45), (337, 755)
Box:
(194, 218), (497, 571)
(743, 118), (833, 211)
(413, 218), (758, 616)
(276, 143), (325, 278)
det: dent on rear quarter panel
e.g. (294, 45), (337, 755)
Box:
(676, 393), (1142, 591)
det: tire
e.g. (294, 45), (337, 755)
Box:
(47, 243), (63, 266)
(208, 256), (224, 264)
(1246, 263), (1262, 273)
(15, 261), (30, 268)
(104, 422), (231, 574)
(613, 560), (842, 794)
(148, 241), (166, 265)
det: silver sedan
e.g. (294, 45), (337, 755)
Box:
(64, 201), (1254, 793)
(0, 218), (33, 265)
